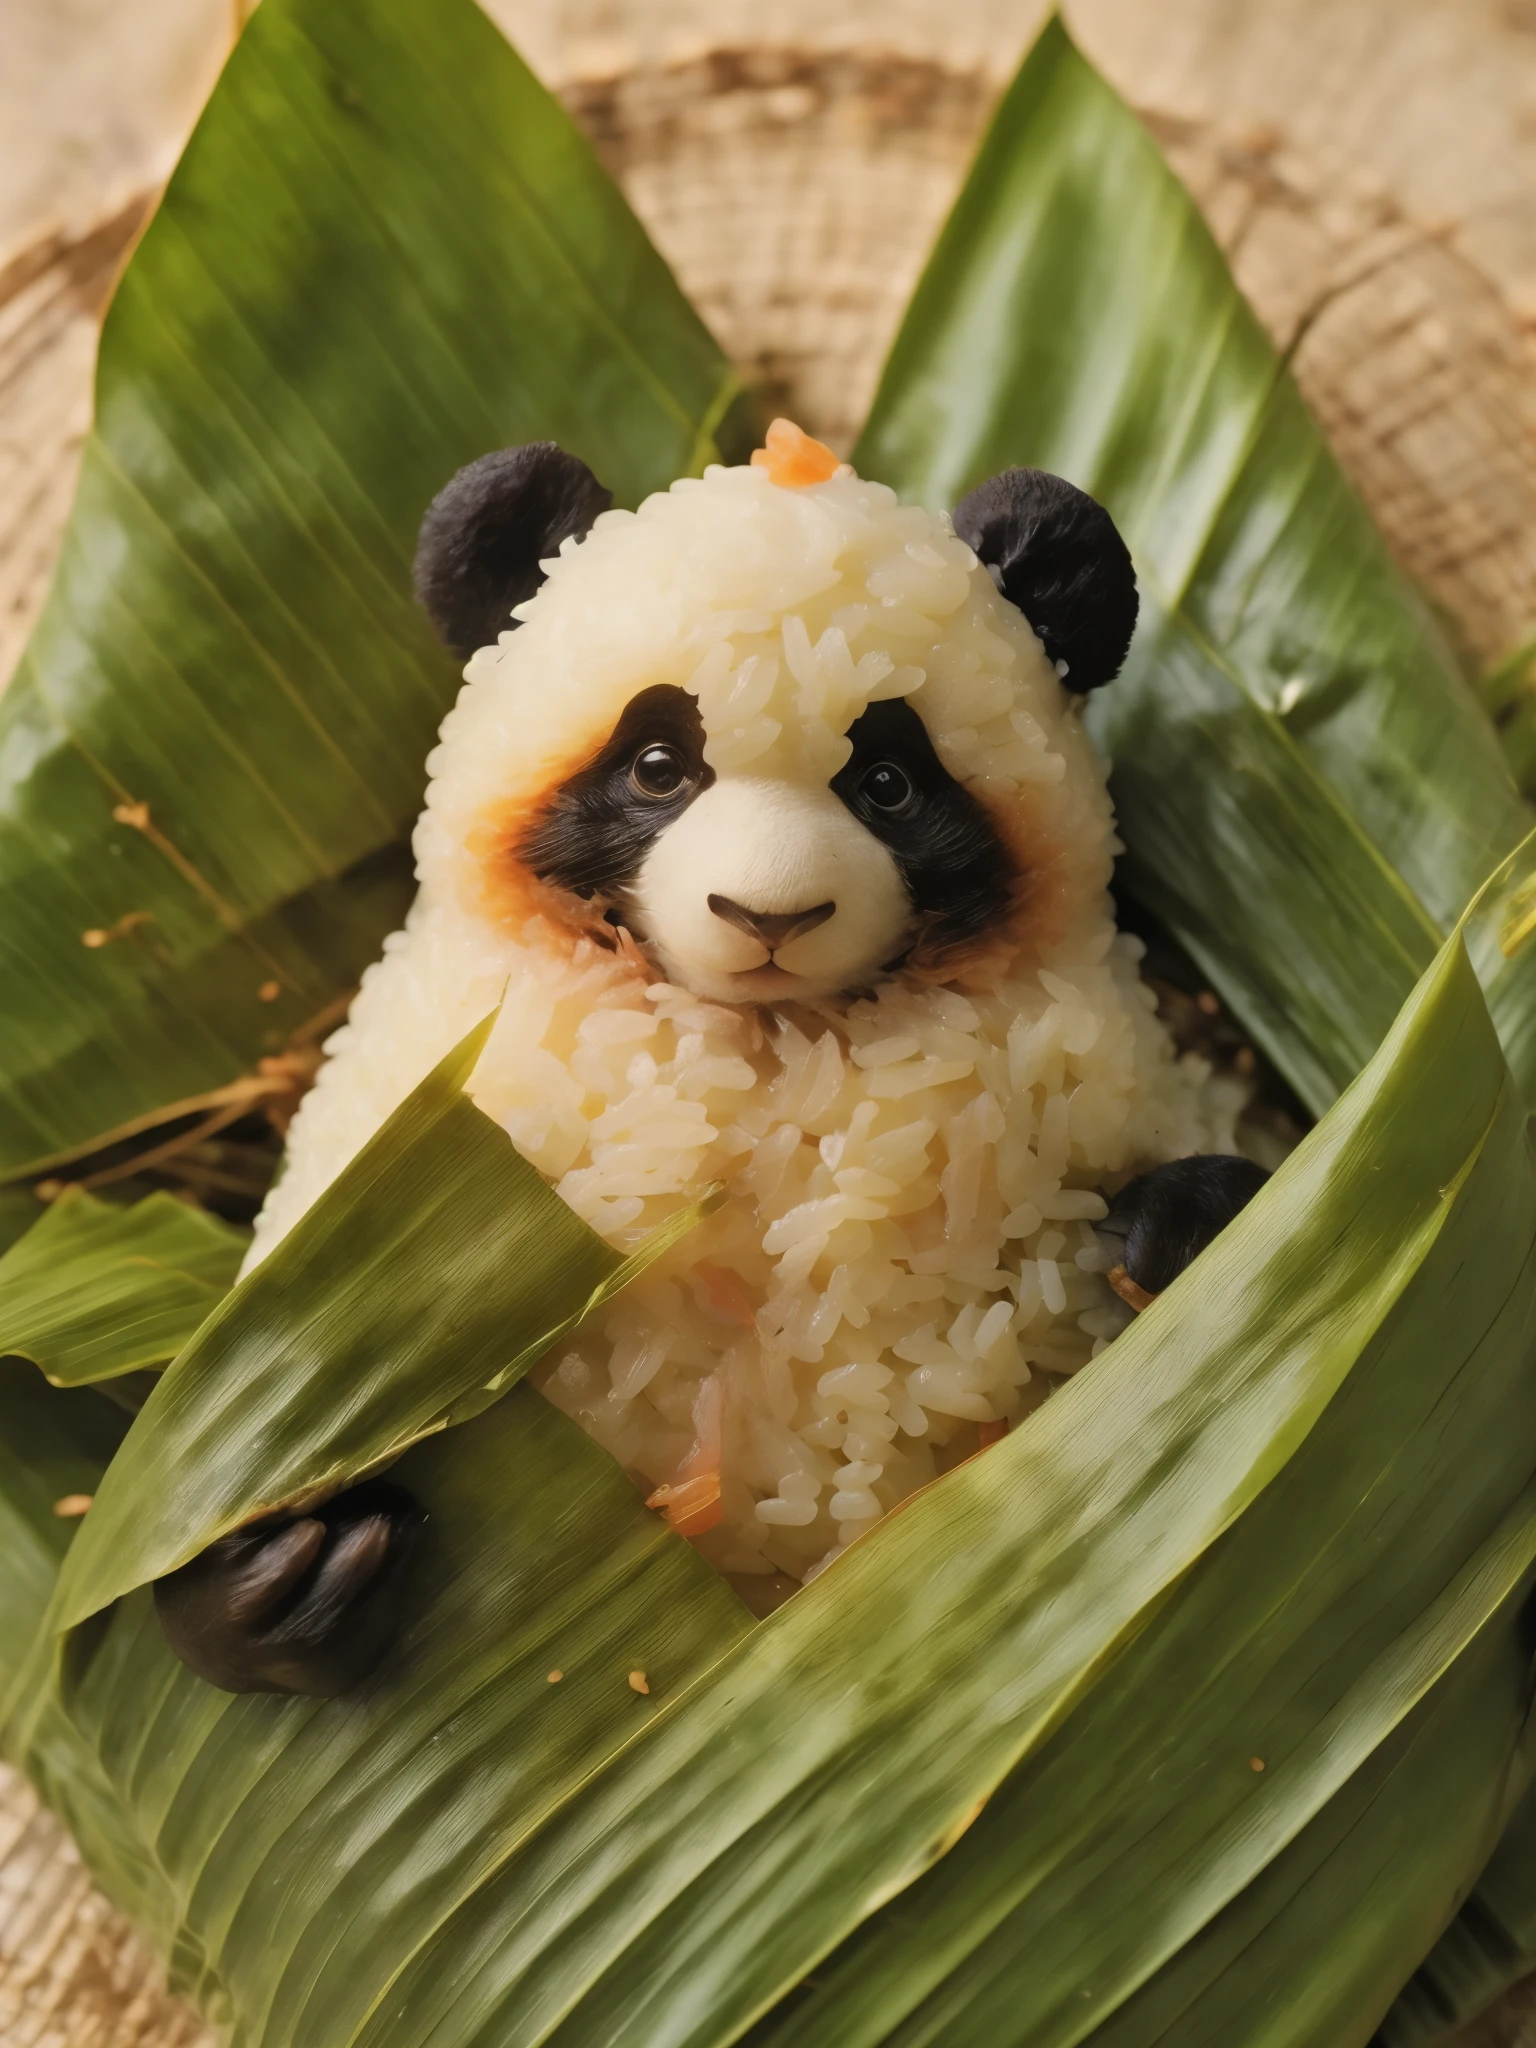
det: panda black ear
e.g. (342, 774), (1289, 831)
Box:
(413, 443), (613, 657)
(952, 468), (1138, 692)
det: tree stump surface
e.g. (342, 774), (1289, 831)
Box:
(1, 1), (1533, 2041)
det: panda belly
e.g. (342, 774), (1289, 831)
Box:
(252, 862), (1229, 1596)
(500, 915), (1227, 1587)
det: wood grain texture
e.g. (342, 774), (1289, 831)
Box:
(0, 1764), (213, 2048)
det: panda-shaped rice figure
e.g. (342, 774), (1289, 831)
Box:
(156, 419), (1267, 1695)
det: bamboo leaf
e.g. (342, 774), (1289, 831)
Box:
(747, 1057), (1536, 2046)
(783, 1613), (1532, 2048)
(0, 1188), (246, 1383)
(0, 1366), (128, 1699)
(1100, 598), (1438, 1112)
(1076, 1609), (1531, 2048)
(0, 0), (746, 1179)
(854, 17), (1535, 1112)
(1464, 825), (1536, 1107)
(1482, 637), (1536, 800)
(317, 940), (1501, 2048)
(12, 946), (1522, 2048)
(0, 1366), (162, 1931)
(17, 1385), (754, 2016)
(0, 1187), (43, 1257)
(1380, 1773), (1536, 2045)
(52, 1017), (709, 1629)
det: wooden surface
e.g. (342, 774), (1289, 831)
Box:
(1, 2), (1534, 2041)
(0, 1765), (211, 2048)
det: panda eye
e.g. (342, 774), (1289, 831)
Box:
(859, 761), (915, 813)
(630, 743), (690, 799)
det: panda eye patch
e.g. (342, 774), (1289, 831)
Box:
(515, 683), (713, 903)
(630, 743), (690, 798)
(832, 697), (1015, 956)
(859, 761), (915, 813)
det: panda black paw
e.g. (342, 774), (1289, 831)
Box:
(1100, 1155), (1270, 1305)
(153, 1479), (417, 1697)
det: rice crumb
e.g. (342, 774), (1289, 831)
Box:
(628, 1669), (650, 1695)
(81, 910), (153, 949)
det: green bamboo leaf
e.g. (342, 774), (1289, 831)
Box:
(811, 1622), (1531, 2048)
(0, 1366), (128, 1699)
(315, 940), (1500, 2048)
(51, 1016), (709, 1630)
(1381, 1773), (1536, 2045)
(1101, 597), (1438, 1113)
(0, 1367), (170, 1937)
(1076, 1609), (1531, 2048)
(1482, 635), (1536, 799)
(750, 1056), (1536, 2047)
(29, 1389), (751, 2035)
(854, 16), (1535, 1112)
(741, 840), (1536, 2044)
(0, 1187), (42, 1257)
(0, 0), (746, 1180)
(1464, 826), (1536, 1103)
(0, 1188), (246, 1383)
(8, 939), (1513, 2048)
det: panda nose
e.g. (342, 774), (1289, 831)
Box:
(707, 895), (836, 950)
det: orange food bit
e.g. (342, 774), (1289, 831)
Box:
(646, 1470), (724, 1538)
(977, 1417), (1010, 1450)
(695, 1263), (755, 1329)
(750, 417), (841, 488)
(645, 1373), (726, 1538)
(1108, 1265), (1157, 1314)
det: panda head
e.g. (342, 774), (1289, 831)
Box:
(411, 425), (1138, 1007)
